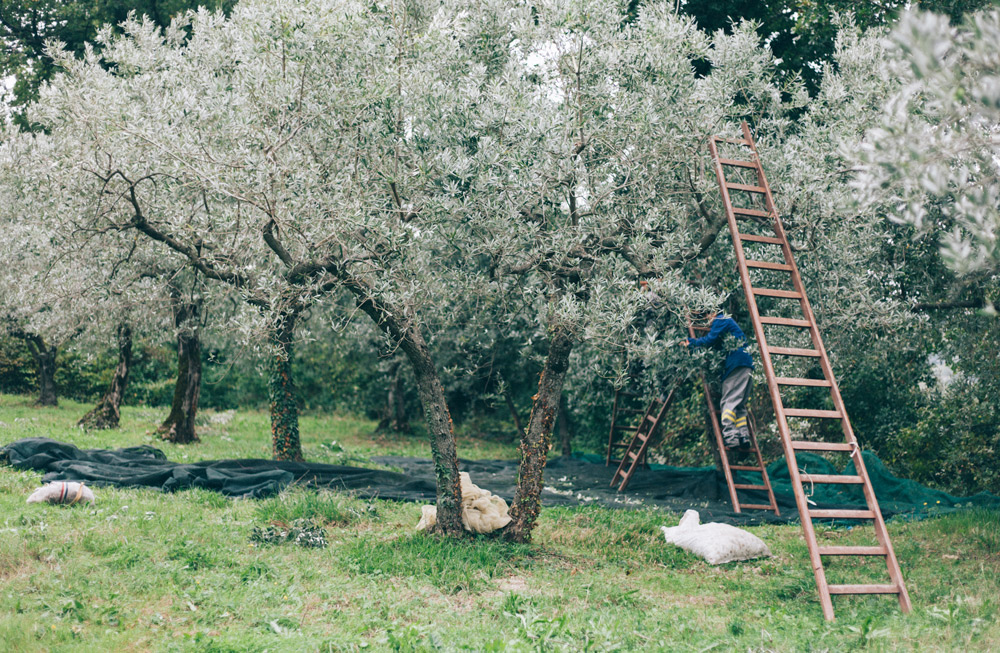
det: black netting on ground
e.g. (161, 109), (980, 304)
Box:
(3, 438), (997, 525)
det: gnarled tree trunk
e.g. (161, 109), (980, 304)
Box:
(347, 284), (464, 535)
(398, 329), (464, 534)
(158, 294), (202, 444)
(22, 333), (58, 407)
(503, 326), (575, 543)
(269, 315), (304, 462)
(79, 323), (133, 430)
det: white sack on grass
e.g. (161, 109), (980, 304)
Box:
(27, 481), (95, 505)
(415, 472), (512, 534)
(660, 509), (770, 565)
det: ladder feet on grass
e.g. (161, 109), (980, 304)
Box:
(709, 121), (911, 621)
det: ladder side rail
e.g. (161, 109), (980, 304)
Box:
(710, 135), (835, 620)
(746, 414), (780, 516)
(740, 123), (909, 615)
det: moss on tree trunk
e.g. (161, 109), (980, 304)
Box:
(268, 316), (303, 462)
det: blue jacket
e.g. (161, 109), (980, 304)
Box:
(687, 315), (754, 378)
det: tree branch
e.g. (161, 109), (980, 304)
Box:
(263, 219), (294, 267)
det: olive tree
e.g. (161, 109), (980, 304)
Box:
(18, 0), (536, 532)
(854, 9), (1000, 290)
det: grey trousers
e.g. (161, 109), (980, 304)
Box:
(720, 366), (752, 447)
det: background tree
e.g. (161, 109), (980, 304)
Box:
(0, 0), (236, 129)
(854, 9), (1000, 287)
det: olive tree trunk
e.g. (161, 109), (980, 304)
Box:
(158, 296), (202, 444)
(269, 315), (304, 462)
(398, 329), (464, 534)
(79, 323), (133, 430)
(22, 333), (58, 407)
(346, 283), (464, 535)
(503, 326), (575, 543)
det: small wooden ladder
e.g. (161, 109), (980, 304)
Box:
(606, 389), (650, 467)
(708, 122), (911, 621)
(610, 388), (676, 492)
(687, 317), (779, 516)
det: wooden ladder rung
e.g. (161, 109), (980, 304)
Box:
(732, 207), (769, 218)
(714, 136), (750, 146)
(800, 473), (863, 484)
(790, 440), (853, 452)
(753, 288), (801, 299)
(727, 182), (767, 193)
(827, 584), (899, 595)
(809, 509), (875, 519)
(733, 484), (768, 491)
(719, 158), (757, 168)
(759, 316), (811, 327)
(769, 346), (820, 357)
(729, 464), (765, 471)
(818, 546), (887, 556)
(776, 377), (831, 387)
(784, 408), (842, 419)
(740, 233), (784, 244)
(739, 503), (775, 510)
(746, 260), (792, 271)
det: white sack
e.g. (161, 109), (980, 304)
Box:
(415, 472), (512, 534)
(27, 481), (95, 505)
(660, 509), (770, 565)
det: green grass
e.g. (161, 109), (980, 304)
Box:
(1, 393), (999, 651)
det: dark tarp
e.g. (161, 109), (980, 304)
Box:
(3, 438), (998, 525)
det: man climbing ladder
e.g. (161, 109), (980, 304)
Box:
(681, 312), (753, 450)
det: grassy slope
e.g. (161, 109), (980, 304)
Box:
(0, 393), (997, 652)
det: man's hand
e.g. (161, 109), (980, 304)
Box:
(678, 339), (690, 347)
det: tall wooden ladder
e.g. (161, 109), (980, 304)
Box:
(606, 389), (650, 467)
(708, 122), (911, 621)
(610, 388), (676, 492)
(687, 317), (779, 516)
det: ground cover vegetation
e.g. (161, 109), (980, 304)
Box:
(0, 0), (998, 541)
(1, 396), (999, 651)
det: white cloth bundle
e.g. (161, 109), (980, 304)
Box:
(26, 481), (95, 505)
(416, 472), (512, 534)
(660, 509), (770, 564)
